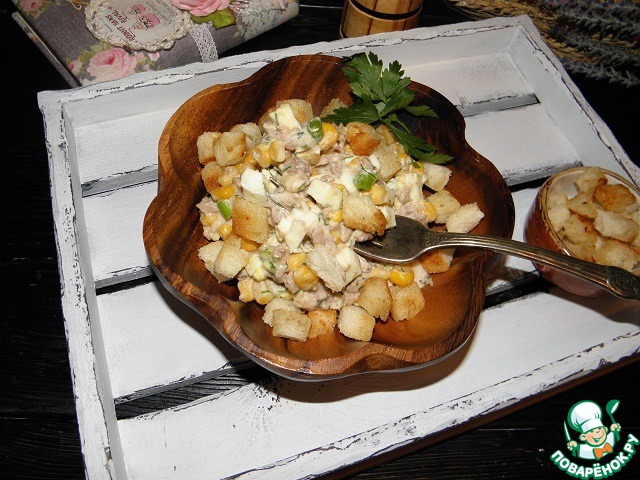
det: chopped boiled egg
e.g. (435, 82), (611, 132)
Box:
(269, 104), (301, 130)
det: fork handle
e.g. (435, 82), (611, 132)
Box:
(438, 232), (640, 300)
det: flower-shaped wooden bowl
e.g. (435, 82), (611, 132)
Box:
(143, 54), (515, 380)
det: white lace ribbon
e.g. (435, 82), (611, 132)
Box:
(189, 24), (218, 62)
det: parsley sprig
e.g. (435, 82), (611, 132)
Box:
(322, 53), (453, 164)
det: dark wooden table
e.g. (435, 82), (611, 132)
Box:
(2, 0), (639, 478)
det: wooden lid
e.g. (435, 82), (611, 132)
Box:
(355, 0), (424, 15)
(341, 0), (423, 38)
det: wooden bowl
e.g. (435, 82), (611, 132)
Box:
(524, 167), (640, 297)
(143, 54), (515, 380)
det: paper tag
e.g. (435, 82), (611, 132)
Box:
(85, 0), (193, 52)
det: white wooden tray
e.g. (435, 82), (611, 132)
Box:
(38, 15), (640, 479)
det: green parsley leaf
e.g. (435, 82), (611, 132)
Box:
(321, 52), (452, 164)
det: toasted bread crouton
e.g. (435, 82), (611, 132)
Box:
(263, 298), (297, 327)
(320, 98), (348, 118)
(230, 123), (262, 151)
(428, 190), (460, 224)
(338, 305), (376, 341)
(357, 277), (391, 320)
(343, 193), (387, 235)
(271, 309), (312, 341)
(390, 283), (425, 322)
(372, 143), (402, 181)
(201, 162), (223, 194)
(594, 184), (638, 214)
(575, 167), (607, 196)
(594, 210), (639, 243)
(346, 122), (382, 155)
(422, 163), (451, 192)
(232, 196), (270, 243)
(567, 192), (598, 219)
(259, 99), (314, 128)
(594, 239), (638, 271)
(307, 309), (338, 338)
(547, 205), (571, 233)
(198, 241), (230, 282)
(375, 124), (396, 145)
(560, 214), (598, 245)
(446, 203), (484, 233)
(212, 131), (246, 167)
(197, 132), (222, 165)
(213, 241), (250, 279)
(562, 238), (596, 262)
(420, 248), (455, 274)
(547, 189), (569, 209)
(307, 245), (346, 292)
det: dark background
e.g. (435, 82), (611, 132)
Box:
(1, 0), (639, 478)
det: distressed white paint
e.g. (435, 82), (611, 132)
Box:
(38, 15), (640, 480)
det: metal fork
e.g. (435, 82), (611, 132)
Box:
(353, 215), (640, 300)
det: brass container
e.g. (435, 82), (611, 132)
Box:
(340, 0), (424, 38)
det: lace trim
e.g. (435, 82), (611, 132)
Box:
(189, 23), (218, 62)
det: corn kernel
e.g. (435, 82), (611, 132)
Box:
(211, 185), (236, 200)
(244, 148), (258, 167)
(237, 278), (254, 302)
(252, 268), (268, 282)
(255, 290), (275, 305)
(277, 290), (293, 300)
(218, 166), (237, 187)
(370, 265), (390, 279)
(421, 201), (437, 223)
(287, 252), (307, 271)
(329, 210), (343, 223)
(218, 223), (232, 240)
(389, 267), (415, 286)
(269, 140), (286, 163)
(293, 265), (319, 290)
(296, 149), (320, 165)
(318, 122), (339, 150)
(330, 229), (342, 242)
(254, 143), (272, 168)
(241, 238), (259, 252)
(200, 212), (219, 227)
(369, 184), (388, 205)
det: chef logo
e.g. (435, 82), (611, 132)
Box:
(549, 399), (639, 479)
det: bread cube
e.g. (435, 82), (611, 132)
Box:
(338, 305), (376, 341)
(446, 203), (484, 233)
(321, 98), (348, 118)
(232, 196), (270, 243)
(230, 122), (262, 150)
(562, 238), (596, 262)
(197, 132), (222, 165)
(372, 143), (402, 181)
(390, 283), (425, 322)
(567, 192), (598, 219)
(357, 277), (391, 320)
(594, 239), (638, 271)
(343, 193), (386, 235)
(213, 241), (250, 279)
(562, 214), (598, 245)
(198, 241), (230, 282)
(428, 190), (460, 224)
(307, 309), (338, 338)
(263, 298), (297, 327)
(307, 245), (346, 292)
(547, 205), (571, 233)
(594, 184), (638, 214)
(212, 131), (246, 167)
(346, 122), (382, 156)
(422, 163), (451, 192)
(546, 189), (568, 209)
(420, 248), (455, 274)
(271, 309), (312, 341)
(575, 167), (606, 196)
(201, 162), (223, 194)
(594, 210), (639, 243)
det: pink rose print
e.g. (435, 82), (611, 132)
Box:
(170, 0), (230, 17)
(68, 60), (83, 75)
(19, 0), (44, 13)
(86, 48), (138, 82)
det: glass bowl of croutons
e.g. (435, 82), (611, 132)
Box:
(524, 167), (640, 297)
(143, 54), (514, 380)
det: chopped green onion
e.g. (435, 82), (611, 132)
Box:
(353, 171), (377, 191)
(307, 118), (323, 140)
(217, 200), (233, 220)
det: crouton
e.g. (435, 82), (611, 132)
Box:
(259, 99), (314, 128)
(230, 123), (262, 151)
(567, 192), (598, 219)
(546, 189), (569, 209)
(201, 162), (223, 194)
(346, 122), (382, 155)
(338, 305), (376, 341)
(575, 167), (607, 196)
(198, 241), (230, 282)
(390, 283), (425, 322)
(197, 132), (222, 165)
(547, 205), (571, 233)
(594, 210), (639, 243)
(212, 131), (246, 167)
(561, 214), (598, 245)
(562, 238), (596, 262)
(422, 163), (451, 192)
(271, 309), (312, 341)
(357, 277), (391, 320)
(213, 241), (250, 279)
(232, 196), (270, 243)
(446, 202), (484, 233)
(594, 183), (638, 213)
(372, 143), (402, 181)
(342, 193), (386, 235)
(420, 248), (455, 274)
(320, 98), (347, 118)
(263, 298), (298, 327)
(307, 245), (346, 292)
(428, 190), (460, 224)
(375, 124), (396, 145)
(594, 239), (638, 272)
(307, 309), (338, 338)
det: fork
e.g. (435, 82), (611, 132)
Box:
(353, 215), (640, 300)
